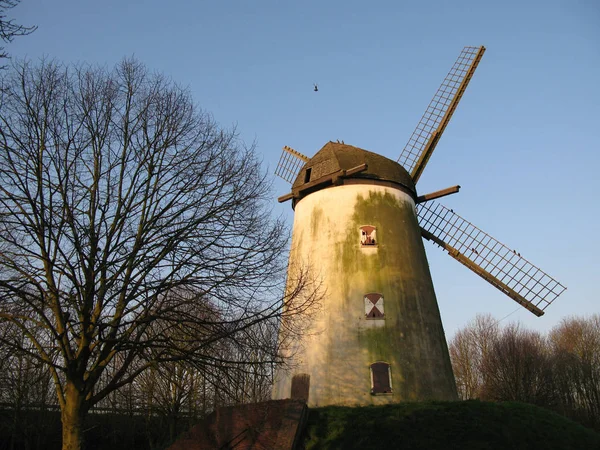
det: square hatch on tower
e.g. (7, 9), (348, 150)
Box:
(370, 362), (392, 394)
(360, 226), (377, 247)
(364, 293), (384, 319)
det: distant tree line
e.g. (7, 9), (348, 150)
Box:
(449, 314), (600, 431)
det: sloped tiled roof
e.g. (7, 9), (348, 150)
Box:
(291, 142), (416, 196)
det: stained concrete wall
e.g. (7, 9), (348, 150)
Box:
(272, 182), (457, 406)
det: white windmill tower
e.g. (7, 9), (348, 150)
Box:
(271, 46), (566, 407)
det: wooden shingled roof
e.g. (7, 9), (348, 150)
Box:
(291, 142), (416, 197)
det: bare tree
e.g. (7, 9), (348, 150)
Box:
(131, 316), (277, 444)
(449, 327), (480, 400)
(449, 314), (498, 400)
(0, 58), (318, 450)
(480, 324), (555, 406)
(549, 315), (600, 429)
(0, 1), (36, 66)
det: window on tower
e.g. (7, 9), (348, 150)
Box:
(304, 168), (312, 183)
(370, 362), (392, 394)
(364, 293), (384, 319)
(360, 226), (377, 246)
(290, 373), (310, 402)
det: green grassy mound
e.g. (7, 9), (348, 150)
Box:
(301, 400), (600, 450)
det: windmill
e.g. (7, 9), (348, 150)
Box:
(271, 46), (566, 407)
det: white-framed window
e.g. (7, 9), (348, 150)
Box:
(304, 168), (312, 183)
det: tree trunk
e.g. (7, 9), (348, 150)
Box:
(61, 382), (85, 450)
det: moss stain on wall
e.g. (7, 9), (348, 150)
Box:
(310, 206), (324, 239)
(334, 191), (418, 387)
(275, 183), (457, 406)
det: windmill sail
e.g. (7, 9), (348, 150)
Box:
(398, 46), (486, 184)
(417, 201), (566, 316)
(274, 146), (310, 184)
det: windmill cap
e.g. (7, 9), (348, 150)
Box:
(292, 141), (416, 197)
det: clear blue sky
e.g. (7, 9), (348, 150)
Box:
(7, 0), (600, 338)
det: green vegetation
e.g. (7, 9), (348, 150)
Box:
(301, 400), (600, 450)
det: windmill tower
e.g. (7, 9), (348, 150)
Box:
(271, 46), (566, 407)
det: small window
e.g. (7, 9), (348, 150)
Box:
(360, 226), (377, 246)
(291, 373), (310, 402)
(364, 293), (384, 319)
(304, 168), (312, 183)
(370, 362), (392, 394)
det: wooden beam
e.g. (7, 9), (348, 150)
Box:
(283, 145), (310, 162)
(411, 46), (486, 184)
(277, 193), (294, 203)
(296, 164), (368, 195)
(344, 163), (368, 176)
(416, 185), (461, 204)
(278, 164), (369, 203)
(421, 227), (544, 316)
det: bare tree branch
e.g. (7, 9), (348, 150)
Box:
(0, 1), (37, 68)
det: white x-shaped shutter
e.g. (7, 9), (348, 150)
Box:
(364, 293), (384, 318)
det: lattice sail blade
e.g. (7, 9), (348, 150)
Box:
(274, 146), (310, 184)
(417, 201), (566, 316)
(398, 46), (486, 184)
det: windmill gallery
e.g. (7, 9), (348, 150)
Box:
(271, 46), (566, 407)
